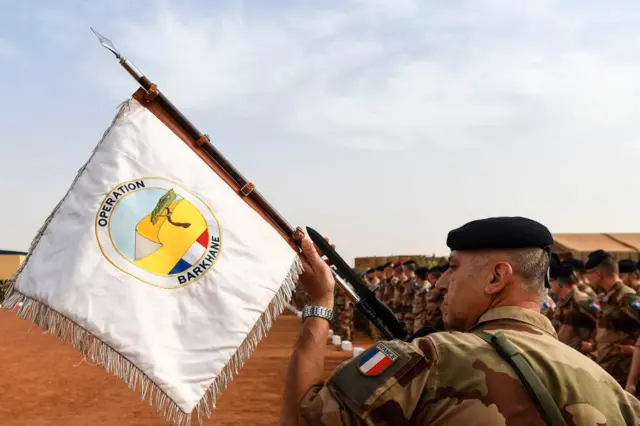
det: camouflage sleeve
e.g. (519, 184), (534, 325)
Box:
(620, 293), (640, 328)
(298, 339), (434, 425)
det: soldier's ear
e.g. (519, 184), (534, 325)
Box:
(484, 261), (512, 295)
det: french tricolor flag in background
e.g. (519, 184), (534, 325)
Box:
(358, 343), (399, 376)
(169, 229), (210, 274)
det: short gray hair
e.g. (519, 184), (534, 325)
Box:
(507, 248), (548, 298)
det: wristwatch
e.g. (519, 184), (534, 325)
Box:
(302, 305), (334, 322)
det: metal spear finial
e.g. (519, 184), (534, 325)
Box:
(90, 27), (121, 59)
(90, 27), (145, 82)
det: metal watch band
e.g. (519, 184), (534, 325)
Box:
(302, 305), (334, 322)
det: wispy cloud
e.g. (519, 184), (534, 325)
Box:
(5, 0), (640, 260)
(53, 0), (640, 153)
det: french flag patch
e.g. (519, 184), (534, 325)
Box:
(357, 343), (399, 377)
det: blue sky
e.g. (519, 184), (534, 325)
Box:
(2, 0), (640, 264)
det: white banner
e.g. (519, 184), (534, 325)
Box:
(4, 98), (301, 425)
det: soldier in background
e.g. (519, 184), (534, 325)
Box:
(564, 258), (598, 297)
(422, 264), (448, 332)
(411, 266), (430, 334)
(619, 259), (640, 292)
(391, 262), (407, 321)
(292, 284), (309, 311)
(400, 260), (418, 331)
(550, 261), (598, 352)
(381, 262), (396, 307)
(582, 251), (640, 388)
(331, 285), (354, 342)
(364, 267), (378, 290)
(369, 265), (387, 340)
(426, 266), (441, 288)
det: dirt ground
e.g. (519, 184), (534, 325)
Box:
(0, 309), (373, 426)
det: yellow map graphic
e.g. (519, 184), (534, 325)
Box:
(134, 198), (207, 275)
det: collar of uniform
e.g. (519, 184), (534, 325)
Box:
(468, 306), (556, 336)
(557, 289), (575, 308)
(602, 281), (624, 303)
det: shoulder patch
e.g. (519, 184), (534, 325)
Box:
(327, 340), (426, 417)
(357, 343), (399, 376)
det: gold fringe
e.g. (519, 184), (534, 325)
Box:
(1, 97), (304, 425)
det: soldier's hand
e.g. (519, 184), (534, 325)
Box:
(580, 341), (593, 353)
(614, 344), (635, 356)
(297, 236), (335, 308)
(626, 383), (637, 395)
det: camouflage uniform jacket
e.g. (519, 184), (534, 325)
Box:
(578, 282), (597, 298)
(391, 278), (405, 318)
(399, 279), (417, 326)
(410, 284), (429, 335)
(382, 278), (397, 308)
(422, 289), (445, 332)
(553, 287), (597, 351)
(298, 306), (640, 425)
(595, 282), (640, 385)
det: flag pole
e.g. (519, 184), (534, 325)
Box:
(90, 28), (295, 241)
(90, 29), (409, 339)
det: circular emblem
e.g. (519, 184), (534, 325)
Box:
(95, 178), (222, 289)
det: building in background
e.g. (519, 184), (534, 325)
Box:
(354, 233), (640, 273)
(552, 233), (640, 261)
(353, 254), (446, 274)
(0, 250), (27, 280)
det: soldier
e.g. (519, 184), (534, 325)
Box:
(399, 260), (418, 329)
(281, 217), (640, 425)
(563, 258), (597, 297)
(369, 265), (387, 341)
(550, 261), (598, 352)
(292, 283), (309, 311)
(582, 250), (640, 389)
(381, 262), (396, 307)
(372, 265), (385, 300)
(391, 262), (406, 321)
(619, 259), (640, 292)
(331, 286), (353, 342)
(426, 266), (441, 288)
(422, 271), (446, 332)
(410, 266), (430, 334)
(364, 268), (378, 291)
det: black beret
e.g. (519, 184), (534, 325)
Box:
(585, 251), (613, 270)
(588, 249), (606, 258)
(403, 260), (417, 266)
(549, 253), (561, 279)
(365, 268), (376, 274)
(619, 259), (638, 274)
(438, 263), (450, 273)
(375, 265), (385, 272)
(382, 262), (393, 269)
(565, 258), (585, 271)
(414, 267), (429, 281)
(447, 217), (553, 251)
(558, 261), (575, 279)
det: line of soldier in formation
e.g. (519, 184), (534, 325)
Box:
(294, 249), (640, 394)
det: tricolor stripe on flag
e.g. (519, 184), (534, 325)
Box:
(358, 343), (399, 376)
(169, 229), (210, 274)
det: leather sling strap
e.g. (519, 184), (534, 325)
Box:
(474, 331), (567, 426)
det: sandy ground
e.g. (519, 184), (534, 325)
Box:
(0, 309), (373, 425)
